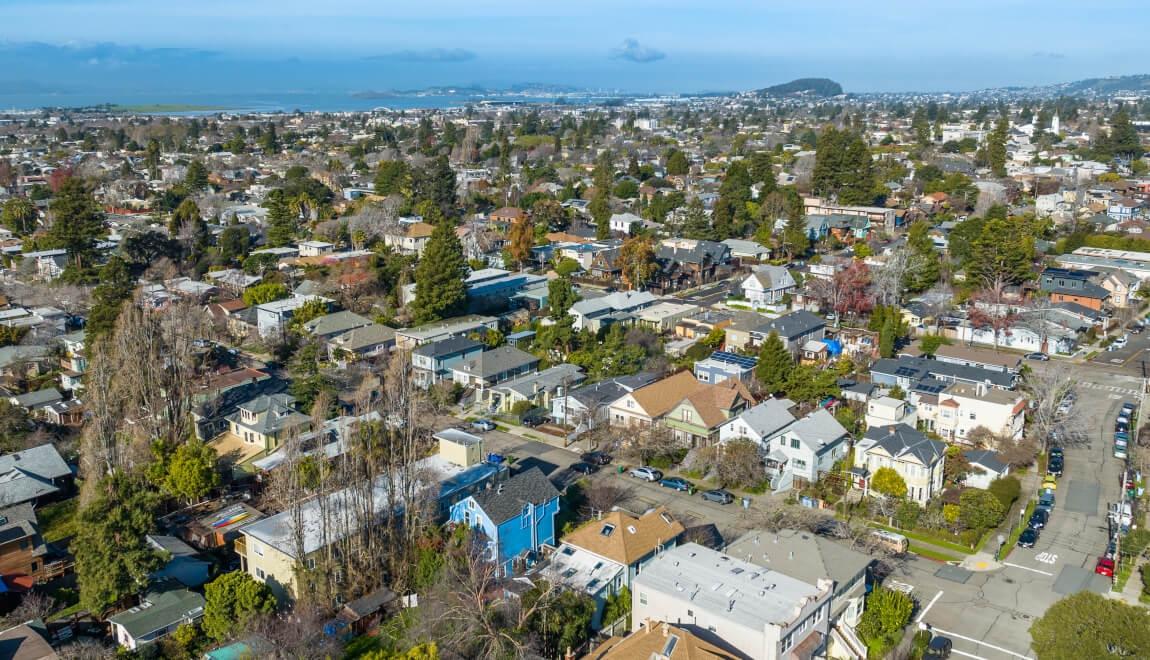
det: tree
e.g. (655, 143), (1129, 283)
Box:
(665, 149), (690, 176)
(0, 400), (31, 453)
(618, 236), (656, 290)
(374, 160), (411, 196)
(202, 571), (277, 642)
(1105, 107), (1143, 159)
(1030, 592), (1150, 659)
(756, 331), (793, 393)
(958, 488), (1005, 530)
(1, 197), (37, 235)
(590, 193), (611, 240)
(411, 220), (468, 324)
(218, 225), (251, 262)
(264, 189), (298, 247)
(964, 217), (1033, 286)
(87, 257), (135, 341)
(73, 474), (162, 614)
(506, 217), (534, 269)
(870, 466), (907, 499)
(987, 116), (1008, 177)
(905, 220), (940, 292)
(548, 276), (579, 321)
(412, 156), (457, 217)
(169, 198), (201, 236)
(48, 177), (105, 271)
(856, 587), (915, 656)
(163, 439), (220, 504)
(942, 445), (972, 486)
(680, 197), (715, 241)
(812, 127), (878, 206)
(184, 160), (209, 191)
(243, 282), (289, 306)
(532, 198), (570, 232)
(710, 438), (765, 489)
(987, 475), (1021, 510)
(920, 334), (946, 356)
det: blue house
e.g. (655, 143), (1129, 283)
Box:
(449, 468), (561, 575)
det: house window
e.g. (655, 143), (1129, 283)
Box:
(626, 400), (634, 409)
(815, 605), (825, 623)
(307, 557), (316, 570)
(790, 438), (800, 449)
(255, 567), (266, 580)
(639, 591), (647, 605)
(682, 409), (693, 422)
(521, 504), (532, 529)
(252, 541), (263, 557)
(969, 413), (977, 420)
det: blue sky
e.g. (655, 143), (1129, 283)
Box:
(0, 0), (1147, 99)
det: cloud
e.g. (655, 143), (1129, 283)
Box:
(609, 38), (665, 63)
(1031, 51), (1066, 59)
(365, 48), (476, 63)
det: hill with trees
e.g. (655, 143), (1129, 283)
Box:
(755, 78), (843, 97)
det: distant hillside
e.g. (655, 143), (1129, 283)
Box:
(1056, 74), (1150, 95)
(756, 78), (843, 97)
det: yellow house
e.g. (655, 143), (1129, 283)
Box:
(212, 393), (312, 464)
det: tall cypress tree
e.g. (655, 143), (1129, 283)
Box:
(411, 220), (468, 324)
(48, 177), (105, 272)
(756, 331), (794, 394)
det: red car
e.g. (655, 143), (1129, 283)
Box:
(1095, 557), (1115, 577)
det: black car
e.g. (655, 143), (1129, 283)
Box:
(1024, 352), (1050, 361)
(701, 489), (735, 505)
(1028, 508), (1049, 530)
(569, 462), (598, 476)
(579, 451), (612, 466)
(1047, 457), (1064, 477)
(1018, 527), (1039, 548)
(924, 635), (953, 659)
(1049, 446), (1064, 461)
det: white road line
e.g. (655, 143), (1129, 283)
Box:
(1003, 561), (1054, 576)
(916, 589), (944, 623)
(930, 627), (1034, 660)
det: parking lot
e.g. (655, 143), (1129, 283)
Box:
(900, 364), (1139, 659)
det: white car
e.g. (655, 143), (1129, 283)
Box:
(629, 466), (664, 482)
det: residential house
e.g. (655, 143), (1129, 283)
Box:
(663, 379), (755, 446)
(382, 221), (435, 256)
(0, 444), (73, 508)
(205, 299), (255, 340)
(727, 309), (827, 353)
(482, 364), (585, 413)
(411, 336), (485, 388)
(255, 295), (331, 339)
(1101, 269), (1141, 308)
(718, 398), (798, 447)
(608, 371), (704, 429)
(544, 507), (685, 628)
(692, 351), (754, 385)
(0, 504), (48, 583)
(550, 373), (659, 434)
(300, 310), (374, 341)
(327, 324), (396, 362)
(569, 291), (658, 332)
(631, 543), (834, 660)
(9, 388), (63, 415)
(191, 374), (286, 442)
(1039, 267), (1110, 311)
(804, 197), (897, 231)
(395, 315), (499, 351)
(932, 382), (1027, 443)
(864, 396), (918, 429)
(722, 238), (772, 262)
(853, 425), (947, 505)
(108, 583), (205, 650)
(298, 241), (335, 257)
(962, 450), (1011, 489)
(490, 207), (528, 225)
(147, 535), (211, 588)
(759, 409), (849, 492)
(726, 529), (872, 648)
(585, 621), (740, 660)
(185, 503), (265, 550)
(653, 239), (732, 291)
(450, 346), (540, 389)
(870, 356), (1016, 391)
(218, 393), (311, 462)
(448, 468), (560, 575)
(608, 212), (644, 234)
(58, 330), (86, 391)
(741, 265), (797, 309)
(635, 302), (698, 333)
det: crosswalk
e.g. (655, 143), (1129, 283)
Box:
(1076, 381), (1143, 397)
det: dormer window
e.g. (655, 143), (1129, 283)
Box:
(601, 524), (616, 537)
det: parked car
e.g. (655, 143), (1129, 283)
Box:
(1017, 528), (1039, 548)
(659, 477), (693, 492)
(1049, 446), (1064, 461)
(569, 462), (599, 476)
(1041, 476), (1058, 491)
(1024, 352), (1050, 361)
(1056, 399), (1073, 416)
(701, 489), (735, 505)
(1131, 325), (1144, 334)
(629, 466), (663, 482)
(471, 419), (496, 433)
(1113, 336), (1129, 349)
(924, 635), (953, 659)
(579, 451), (612, 466)
(520, 409), (549, 427)
(1106, 539), (1120, 561)
(1038, 491), (1056, 511)
(1028, 508), (1049, 530)
(1047, 456), (1064, 477)
(1095, 557), (1115, 577)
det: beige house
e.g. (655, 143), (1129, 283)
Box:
(864, 396), (917, 429)
(382, 222), (435, 256)
(1101, 270), (1141, 308)
(853, 424), (946, 505)
(607, 371), (703, 429)
(930, 383), (1027, 443)
(215, 393), (311, 463)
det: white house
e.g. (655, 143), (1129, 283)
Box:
(933, 382), (1027, 443)
(608, 212), (645, 235)
(963, 449), (1011, 489)
(741, 265), (796, 308)
(864, 396), (917, 429)
(719, 400), (848, 493)
(853, 424), (946, 506)
(298, 240), (335, 257)
(632, 543), (834, 660)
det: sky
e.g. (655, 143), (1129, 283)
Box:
(0, 0), (1148, 104)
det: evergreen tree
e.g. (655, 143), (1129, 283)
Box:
(411, 220), (468, 324)
(665, 149), (689, 176)
(905, 220), (941, 292)
(169, 198), (201, 236)
(86, 257), (135, 341)
(680, 197), (714, 240)
(259, 122), (280, 153)
(47, 177), (105, 271)
(184, 160), (209, 191)
(1, 197), (37, 235)
(548, 276), (579, 321)
(144, 139), (162, 180)
(218, 225), (251, 262)
(756, 331), (793, 393)
(162, 439), (220, 504)
(912, 107), (931, 148)
(812, 127), (877, 206)
(203, 571), (277, 642)
(987, 116), (1009, 177)
(413, 156), (457, 217)
(374, 160), (411, 196)
(73, 474), (162, 614)
(1107, 107), (1144, 158)
(263, 189), (297, 247)
(879, 314), (896, 358)
(590, 193), (611, 239)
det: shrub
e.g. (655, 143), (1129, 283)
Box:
(987, 476), (1021, 510)
(1142, 565), (1150, 597)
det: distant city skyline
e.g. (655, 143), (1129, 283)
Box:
(1, 0), (1148, 101)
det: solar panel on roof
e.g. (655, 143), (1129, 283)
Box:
(710, 351), (758, 368)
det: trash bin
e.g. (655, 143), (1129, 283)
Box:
(741, 497), (751, 510)
(617, 466), (625, 474)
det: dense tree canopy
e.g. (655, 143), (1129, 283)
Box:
(411, 219), (468, 324)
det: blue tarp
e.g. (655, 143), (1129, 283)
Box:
(820, 338), (843, 357)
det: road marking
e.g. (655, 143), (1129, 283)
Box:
(887, 580), (915, 595)
(1003, 561), (1055, 576)
(916, 590), (943, 623)
(1034, 552), (1058, 564)
(929, 627), (1034, 659)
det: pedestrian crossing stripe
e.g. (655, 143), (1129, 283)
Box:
(1077, 382), (1141, 397)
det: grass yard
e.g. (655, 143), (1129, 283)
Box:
(38, 499), (79, 543)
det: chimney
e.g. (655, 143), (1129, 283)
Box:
(662, 622), (669, 637)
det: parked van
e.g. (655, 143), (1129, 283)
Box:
(871, 530), (909, 553)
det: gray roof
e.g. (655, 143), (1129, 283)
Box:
(0, 345), (49, 369)
(302, 310), (373, 338)
(10, 388), (63, 409)
(469, 468), (559, 525)
(863, 424), (946, 466)
(786, 409), (849, 452)
(452, 346), (539, 380)
(331, 324), (396, 351)
(871, 356), (1015, 389)
(226, 393), (310, 436)
(747, 265), (796, 291)
(412, 335), (483, 359)
(963, 449), (1009, 475)
(764, 310), (826, 340)
(0, 444), (70, 507)
(725, 528), (872, 595)
(729, 398), (796, 439)
(108, 585), (205, 641)
(634, 543), (828, 632)
(495, 364), (585, 398)
(567, 372), (660, 408)
(146, 534), (198, 558)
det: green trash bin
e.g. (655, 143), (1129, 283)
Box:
(617, 466), (625, 474)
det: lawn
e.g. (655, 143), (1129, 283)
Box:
(910, 544), (961, 562)
(38, 499), (79, 543)
(868, 522), (975, 555)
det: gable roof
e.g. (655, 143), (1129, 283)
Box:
(680, 380), (754, 429)
(469, 468), (559, 525)
(785, 409), (849, 450)
(412, 335), (484, 359)
(746, 264), (796, 291)
(584, 621), (738, 660)
(0, 444), (70, 507)
(764, 310), (825, 340)
(452, 346), (539, 380)
(624, 371), (703, 419)
(964, 449), (1009, 475)
(725, 398), (797, 439)
(563, 507), (685, 566)
(108, 585), (205, 641)
(862, 424), (946, 466)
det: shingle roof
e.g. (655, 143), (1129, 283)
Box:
(786, 409), (848, 451)
(108, 585), (205, 641)
(625, 371), (704, 419)
(764, 310), (825, 340)
(562, 507), (685, 566)
(411, 335), (483, 359)
(681, 380), (754, 429)
(964, 449), (1009, 475)
(862, 424), (946, 466)
(470, 468), (559, 525)
(452, 346), (539, 380)
(0, 444), (70, 506)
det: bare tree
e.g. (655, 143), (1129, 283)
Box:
(583, 481), (633, 518)
(57, 638), (113, 660)
(872, 247), (909, 308)
(1021, 364), (1083, 451)
(0, 591), (55, 629)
